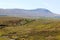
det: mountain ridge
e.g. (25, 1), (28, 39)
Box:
(0, 8), (59, 18)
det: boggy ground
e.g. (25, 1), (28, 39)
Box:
(0, 17), (60, 40)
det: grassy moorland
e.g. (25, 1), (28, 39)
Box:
(0, 17), (60, 40)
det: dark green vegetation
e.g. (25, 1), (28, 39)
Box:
(0, 17), (60, 40)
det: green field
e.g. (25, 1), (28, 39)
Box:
(0, 17), (60, 40)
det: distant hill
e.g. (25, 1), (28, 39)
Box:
(0, 8), (59, 18)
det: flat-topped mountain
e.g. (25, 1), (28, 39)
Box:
(0, 8), (59, 18)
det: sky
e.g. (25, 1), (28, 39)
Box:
(0, 0), (60, 14)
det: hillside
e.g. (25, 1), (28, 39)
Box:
(0, 17), (60, 40)
(0, 8), (59, 18)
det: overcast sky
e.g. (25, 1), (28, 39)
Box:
(0, 0), (60, 14)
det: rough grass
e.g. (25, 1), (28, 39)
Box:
(0, 17), (60, 40)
